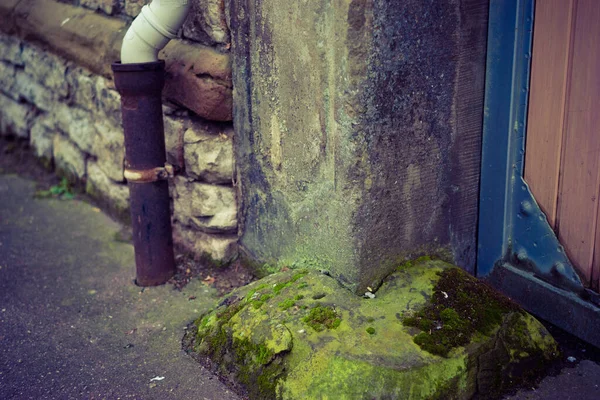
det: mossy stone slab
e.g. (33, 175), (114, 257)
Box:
(188, 259), (559, 399)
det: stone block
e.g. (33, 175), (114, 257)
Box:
(54, 106), (96, 154)
(164, 115), (186, 169)
(173, 176), (237, 233)
(92, 121), (125, 182)
(164, 74), (232, 122)
(86, 161), (130, 218)
(14, 70), (54, 111)
(182, 0), (230, 46)
(0, 61), (19, 101)
(66, 67), (97, 111)
(0, 93), (35, 138)
(95, 78), (122, 128)
(160, 41), (232, 121)
(53, 135), (86, 180)
(29, 116), (56, 163)
(9, 0), (126, 79)
(189, 260), (559, 399)
(172, 223), (238, 262)
(81, 0), (120, 15)
(22, 43), (69, 98)
(0, 34), (23, 65)
(160, 41), (232, 82)
(124, 0), (149, 17)
(183, 123), (233, 183)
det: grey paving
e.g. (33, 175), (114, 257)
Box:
(0, 175), (239, 400)
(504, 360), (600, 400)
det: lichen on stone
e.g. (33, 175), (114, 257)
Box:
(187, 259), (559, 399)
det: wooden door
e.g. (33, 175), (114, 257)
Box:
(525, 0), (600, 292)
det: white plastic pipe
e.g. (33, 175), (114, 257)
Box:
(121, 0), (191, 64)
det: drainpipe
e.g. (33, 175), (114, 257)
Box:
(111, 0), (190, 286)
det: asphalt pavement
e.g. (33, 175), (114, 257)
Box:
(0, 174), (239, 399)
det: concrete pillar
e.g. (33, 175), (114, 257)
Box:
(230, 0), (489, 292)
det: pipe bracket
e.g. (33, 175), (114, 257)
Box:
(124, 163), (175, 183)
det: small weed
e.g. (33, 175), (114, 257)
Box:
(35, 177), (75, 200)
(366, 327), (376, 335)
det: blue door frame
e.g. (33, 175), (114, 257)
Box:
(478, 0), (600, 347)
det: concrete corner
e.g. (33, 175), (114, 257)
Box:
(230, 0), (488, 291)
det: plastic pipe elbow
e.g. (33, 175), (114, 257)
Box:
(121, 0), (191, 64)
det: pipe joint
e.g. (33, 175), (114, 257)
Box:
(121, 0), (191, 64)
(124, 163), (176, 183)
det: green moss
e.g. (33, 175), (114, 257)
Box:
(197, 314), (212, 329)
(245, 289), (258, 301)
(303, 305), (341, 332)
(291, 270), (309, 282)
(260, 294), (273, 302)
(278, 298), (296, 310)
(244, 288), (274, 310)
(191, 261), (556, 399)
(232, 337), (284, 399)
(504, 312), (559, 363)
(216, 302), (244, 322)
(252, 301), (265, 309)
(396, 255), (434, 271)
(273, 281), (291, 295)
(194, 301), (245, 359)
(403, 267), (520, 357)
(297, 282), (308, 289)
(282, 350), (469, 399)
(273, 271), (309, 295)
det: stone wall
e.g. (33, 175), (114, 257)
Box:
(52, 0), (231, 50)
(0, 0), (238, 262)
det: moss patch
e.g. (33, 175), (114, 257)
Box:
(303, 305), (341, 332)
(278, 298), (296, 310)
(402, 267), (521, 357)
(187, 259), (558, 399)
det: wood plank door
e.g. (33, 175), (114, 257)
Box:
(525, 0), (600, 292)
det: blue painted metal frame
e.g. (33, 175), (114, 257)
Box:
(478, 0), (583, 293)
(478, 0), (600, 348)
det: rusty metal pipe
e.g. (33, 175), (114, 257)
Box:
(112, 60), (175, 286)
